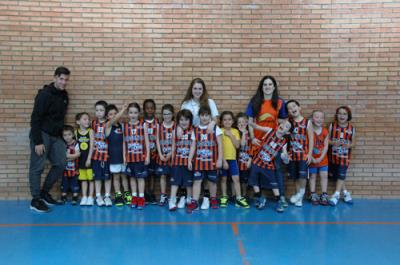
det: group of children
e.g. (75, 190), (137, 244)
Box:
(60, 99), (356, 213)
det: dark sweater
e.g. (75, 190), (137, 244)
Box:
(30, 83), (69, 145)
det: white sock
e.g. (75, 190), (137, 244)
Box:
(132, 192), (137, 197)
(139, 193), (144, 198)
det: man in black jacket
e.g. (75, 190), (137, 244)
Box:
(29, 66), (70, 212)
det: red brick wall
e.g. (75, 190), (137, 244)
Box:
(1, 0), (399, 199)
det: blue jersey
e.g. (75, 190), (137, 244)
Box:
(108, 124), (124, 164)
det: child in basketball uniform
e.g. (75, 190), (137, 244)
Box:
(187, 106), (223, 213)
(106, 104), (130, 207)
(309, 110), (329, 206)
(59, 125), (80, 205)
(236, 113), (252, 199)
(286, 100), (314, 207)
(168, 109), (194, 211)
(123, 102), (150, 209)
(328, 106), (356, 206)
(219, 111), (249, 208)
(75, 112), (95, 206)
(248, 120), (292, 212)
(156, 104), (175, 206)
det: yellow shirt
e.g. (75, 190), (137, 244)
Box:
(222, 128), (240, 160)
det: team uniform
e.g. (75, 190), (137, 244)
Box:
(329, 122), (355, 180)
(171, 127), (195, 187)
(108, 123), (125, 173)
(123, 121), (148, 179)
(76, 128), (93, 181)
(309, 127), (329, 174)
(92, 119), (110, 180)
(288, 118), (310, 179)
(248, 129), (287, 189)
(61, 141), (80, 194)
(156, 122), (174, 177)
(238, 131), (252, 184)
(144, 118), (159, 174)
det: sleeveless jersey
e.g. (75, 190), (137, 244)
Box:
(172, 127), (194, 167)
(76, 128), (91, 169)
(108, 124), (124, 164)
(238, 132), (252, 171)
(123, 121), (146, 163)
(156, 122), (175, 166)
(310, 127), (329, 168)
(194, 127), (218, 171)
(92, 119), (108, 161)
(329, 122), (354, 166)
(254, 99), (284, 139)
(253, 130), (287, 170)
(144, 118), (159, 161)
(64, 141), (79, 177)
(289, 118), (309, 161)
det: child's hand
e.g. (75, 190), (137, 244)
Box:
(159, 154), (166, 162)
(306, 153), (313, 165)
(280, 153), (290, 165)
(176, 126), (183, 139)
(165, 153), (172, 161)
(207, 121), (216, 134)
(224, 129), (232, 138)
(85, 159), (91, 168)
(123, 158), (127, 166)
(216, 159), (222, 169)
(145, 156), (150, 166)
(246, 159), (252, 170)
(122, 103), (129, 110)
(223, 160), (229, 170)
(188, 161), (193, 171)
(252, 137), (261, 147)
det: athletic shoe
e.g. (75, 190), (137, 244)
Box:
(279, 196), (289, 208)
(256, 196), (267, 210)
(86, 197), (94, 206)
(319, 193), (329, 206)
(137, 197), (145, 210)
(124, 191), (132, 205)
(169, 197), (177, 211)
(220, 196), (229, 208)
(96, 196), (105, 207)
(71, 195), (79, 206)
(131, 196), (138, 208)
(114, 192), (124, 207)
(177, 196), (186, 209)
(104, 196), (112, 207)
(41, 192), (58, 206)
(80, 196), (88, 206)
(58, 195), (67, 205)
(159, 194), (168, 206)
(210, 197), (219, 209)
(235, 197), (250, 209)
(150, 193), (157, 205)
(343, 191), (354, 205)
(30, 198), (50, 213)
(290, 193), (301, 204)
(186, 200), (199, 213)
(200, 197), (210, 210)
(295, 197), (303, 207)
(310, 193), (319, 206)
(329, 193), (340, 206)
(276, 200), (285, 213)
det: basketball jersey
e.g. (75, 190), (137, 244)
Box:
(329, 122), (354, 166)
(144, 118), (158, 161)
(238, 132), (252, 171)
(92, 119), (108, 161)
(157, 122), (175, 166)
(253, 130), (287, 170)
(254, 99), (284, 139)
(108, 124), (124, 164)
(123, 121), (146, 163)
(289, 118), (309, 161)
(310, 127), (329, 168)
(194, 127), (218, 171)
(172, 127), (194, 167)
(76, 128), (91, 169)
(64, 141), (79, 177)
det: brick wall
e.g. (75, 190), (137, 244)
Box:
(0, 0), (399, 199)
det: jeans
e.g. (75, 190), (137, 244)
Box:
(28, 131), (66, 199)
(275, 151), (285, 196)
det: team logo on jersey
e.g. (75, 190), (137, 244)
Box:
(131, 129), (136, 134)
(98, 127), (104, 133)
(201, 134), (208, 141)
(270, 141), (277, 149)
(166, 133), (172, 139)
(148, 128), (153, 134)
(80, 142), (88, 151)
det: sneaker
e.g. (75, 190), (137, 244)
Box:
(343, 191), (353, 205)
(150, 193), (157, 205)
(169, 197), (177, 211)
(41, 192), (58, 206)
(329, 193), (340, 206)
(96, 196), (105, 207)
(86, 197), (94, 206)
(71, 195), (79, 206)
(276, 200), (285, 213)
(80, 196), (88, 206)
(220, 196), (229, 208)
(159, 194), (168, 206)
(124, 191), (132, 205)
(200, 197), (210, 210)
(210, 197), (219, 209)
(279, 196), (288, 208)
(114, 192), (124, 207)
(256, 196), (267, 210)
(290, 193), (301, 204)
(295, 197), (303, 207)
(104, 196), (112, 207)
(137, 197), (145, 210)
(131, 196), (138, 208)
(235, 197), (250, 209)
(30, 198), (50, 213)
(310, 193), (319, 206)
(58, 195), (67, 205)
(319, 193), (329, 206)
(186, 200), (199, 213)
(177, 196), (186, 209)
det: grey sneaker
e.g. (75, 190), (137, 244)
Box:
(104, 196), (112, 207)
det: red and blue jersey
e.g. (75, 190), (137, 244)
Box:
(238, 132), (252, 171)
(172, 127), (194, 167)
(194, 127), (218, 171)
(144, 118), (159, 161)
(310, 127), (329, 168)
(92, 119), (108, 161)
(123, 121), (146, 163)
(64, 142), (79, 177)
(329, 122), (354, 166)
(289, 118), (309, 161)
(157, 122), (175, 166)
(253, 130), (287, 170)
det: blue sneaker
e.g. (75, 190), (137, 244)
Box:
(256, 196), (267, 210)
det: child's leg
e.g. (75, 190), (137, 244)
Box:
(95, 180), (102, 196)
(105, 179), (112, 195)
(72, 177), (79, 197)
(138, 178), (145, 195)
(320, 171), (328, 193)
(81, 180), (88, 197)
(170, 185), (178, 199)
(192, 180), (202, 201)
(241, 183), (248, 196)
(160, 174), (167, 195)
(220, 176), (227, 197)
(130, 178), (137, 195)
(89, 181), (94, 197)
(121, 174), (129, 192)
(113, 173), (121, 193)
(335, 179), (345, 193)
(208, 180), (217, 198)
(231, 175), (242, 198)
(309, 173), (317, 193)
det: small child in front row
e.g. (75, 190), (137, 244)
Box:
(123, 102), (150, 209)
(286, 100), (314, 207)
(156, 104), (175, 206)
(168, 109), (194, 211)
(236, 113), (252, 199)
(308, 110), (329, 206)
(60, 125), (80, 205)
(219, 111), (249, 208)
(187, 106), (223, 213)
(248, 120), (292, 213)
(328, 106), (356, 206)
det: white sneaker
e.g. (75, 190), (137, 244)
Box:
(177, 196), (186, 209)
(96, 196), (105, 207)
(104, 196), (112, 207)
(169, 197), (177, 211)
(329, 193), (340, 206)
(290, 193), (301, 204)
(86, 197), (94, 206)
(295, 198), (303, 207)
(201, 197), (210, 210)
(80, 196), (88, 206)
(343, 191), (353, 204)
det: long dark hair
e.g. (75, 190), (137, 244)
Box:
(250, 75), (279, 117)
(181, 78), (210, 109)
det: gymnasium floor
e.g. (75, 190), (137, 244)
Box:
(0, 200), (399, 265)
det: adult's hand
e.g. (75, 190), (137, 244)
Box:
(35, 144), (46, 156)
